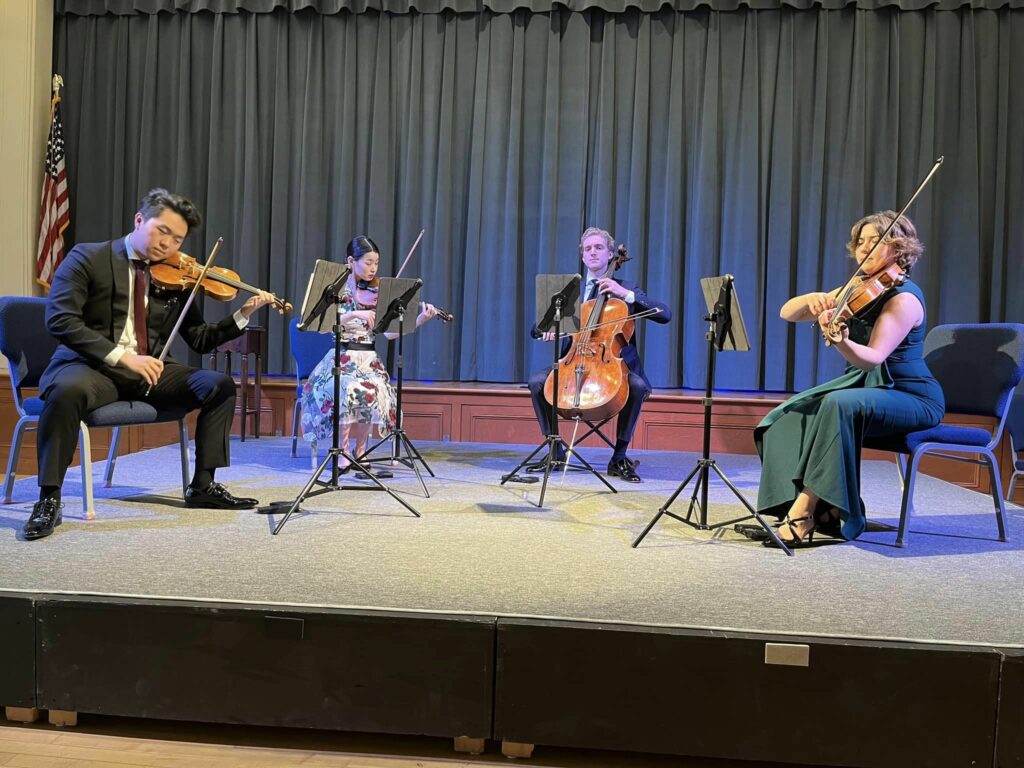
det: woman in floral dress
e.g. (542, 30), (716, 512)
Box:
(299, 235), (438, 469)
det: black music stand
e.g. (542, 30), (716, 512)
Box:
(500, 274), (617, 507)
(631, 275), (791, 555)
(264, 263), (421, 534)
(357, 277), (434, 497)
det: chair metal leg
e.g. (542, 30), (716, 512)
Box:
(78, 424), (95, 521)
(2, 418), (32, 504)
(894, 453), (907, 489)
(982, 448), (1009, 542)
(291, 400), (301, 458)
(896, 450), (924, 547)
(178, 420), (191, 496)
(1007, 469), (1021, 505)
(104, 427), (122, 488)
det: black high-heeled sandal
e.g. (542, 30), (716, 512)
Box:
(762, 513), (816, 548)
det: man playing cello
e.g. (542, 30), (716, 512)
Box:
(527, 227), (672, 482)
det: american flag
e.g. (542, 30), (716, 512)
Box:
(36, 95), (70, 289)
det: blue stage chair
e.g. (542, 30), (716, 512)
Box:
(1006, 385), (1024, 504)
(0, 296), (190, 520)
(863, 323), (1024, 547)
(289, 318), (333, 457)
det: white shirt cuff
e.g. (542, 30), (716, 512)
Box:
(105, 346), (126, 366)
(624, 290), (636, 305)
(233, 310), (249, 329)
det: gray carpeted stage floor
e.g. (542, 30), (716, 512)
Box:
(1, 437), (1022, 648)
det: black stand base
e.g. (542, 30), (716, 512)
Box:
(632, 276), (791, 555)
(360, 428), (433, 497)
(631, 458), (791, 554)
(270, 448), (420, 534)
(501, 433), (616, 508)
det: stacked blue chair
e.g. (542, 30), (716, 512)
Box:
(863, 323), (1024, 546)
(1006, 384), (1024, 504)
(0, 296), (190, 519)
(289, 318), (333, 457)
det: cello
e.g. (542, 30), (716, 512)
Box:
(542, 245), (634, 422)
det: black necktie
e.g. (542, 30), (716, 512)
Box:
(586, 280), (598, 302)
(133, 261), (149, 356)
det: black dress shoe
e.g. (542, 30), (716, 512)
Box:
(607, 457), (641, 483)
(525, 458), (567, 474)
(185, 482), (259, 510)
(24, 498), (63, 540)
(355, 468), (394, 480)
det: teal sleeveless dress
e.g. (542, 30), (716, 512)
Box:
(754, 279), (945, 540)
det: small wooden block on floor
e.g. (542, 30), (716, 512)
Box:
(453, 736), (486, 754)
(48, 709), (78, 727)
(501, 741), (534, 759)
(5, 706), (39, 723)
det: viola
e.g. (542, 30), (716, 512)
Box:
(822, 156), (944, 345)
(150, 252), (292, 314)
(822, 262), (906, 344)
(542, 244), (633, 421)
(354, 277), (454, 323)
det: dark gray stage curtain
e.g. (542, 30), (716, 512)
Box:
(53, 7), (1024, 391)
(57, 0), (1024, 15)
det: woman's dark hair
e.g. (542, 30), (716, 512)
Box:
(138, 187), (202, 229)
(846, 210), (923, 272)
(347, 236), (380, 261)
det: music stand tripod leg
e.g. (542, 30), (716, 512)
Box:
(359, 292), (434, 494)
(503, 275), (614, 504)
(269, 265), (422, 533)
(631, 461), (702, 547)
(631, 275), (791, 555)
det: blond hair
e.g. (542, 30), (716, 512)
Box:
(579, 227), (615, 253)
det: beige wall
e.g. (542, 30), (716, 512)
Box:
(0, 0), (54, 300)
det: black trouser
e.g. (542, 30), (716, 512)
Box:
(37, 361), (236, 489)
(527, 367), (650, 458)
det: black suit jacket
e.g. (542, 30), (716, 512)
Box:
(41, 238), (245, 391)
(533, 277), (672, 387)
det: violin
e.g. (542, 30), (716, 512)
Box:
(822, 262), (906, 344)
(150, 252), (292, 314)
(542, 244), (632, 421)
(354, 277), (454, 323)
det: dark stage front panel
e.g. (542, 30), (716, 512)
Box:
(495, 619), (1001, 768)
(0, 593), (36, 709)
(36, 596), (494, 737)
(996, 650), (1024, 767)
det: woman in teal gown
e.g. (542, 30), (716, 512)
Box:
(755, 211), (945, 546)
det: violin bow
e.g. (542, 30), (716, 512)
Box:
(829, 156), (944, 333)
(395, 229), (426, 279)
(145, 238), (223, 396)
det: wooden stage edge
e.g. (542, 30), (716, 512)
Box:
(1, 376), (1020, 503)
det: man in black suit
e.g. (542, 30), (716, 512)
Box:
(24, 188), (276, 540)
(527, 227), (672, 482)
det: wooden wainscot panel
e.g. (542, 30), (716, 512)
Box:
(402, 407), (449, 442)
(463, 405), (544, 445)
(3, 375), (1020, 501)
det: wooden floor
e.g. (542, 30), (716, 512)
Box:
(0, 716), (808, 768)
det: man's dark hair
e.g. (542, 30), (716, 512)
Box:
(138, 187), (202, 230)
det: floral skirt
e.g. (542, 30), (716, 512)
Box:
(299, 349), (396, 443)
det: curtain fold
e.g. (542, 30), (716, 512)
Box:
(54, 6), (1024, 389)
(57, 0), (1024, 15)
